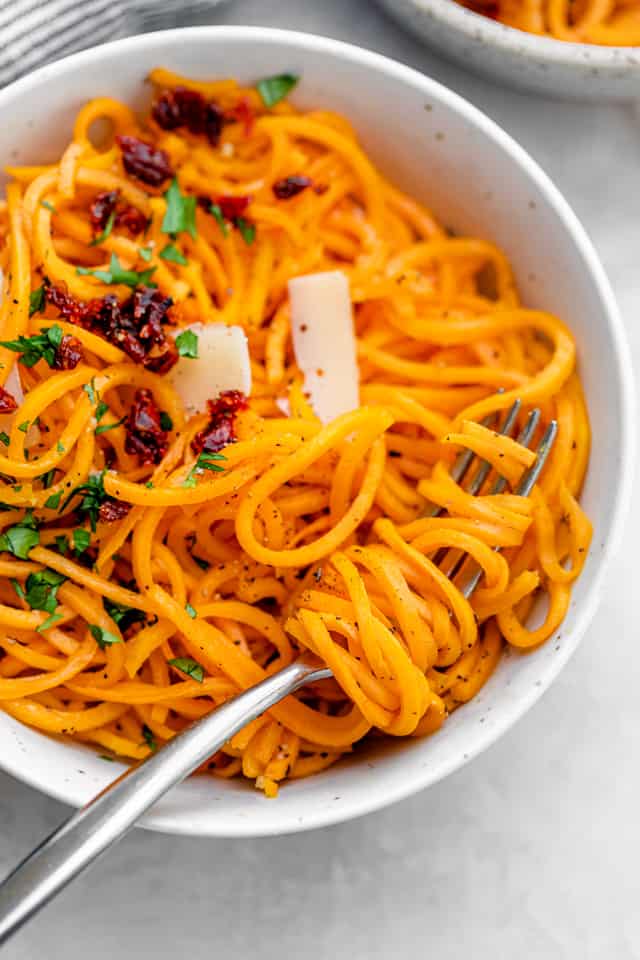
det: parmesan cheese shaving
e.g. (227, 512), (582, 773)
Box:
(288, 270), (359, 423)
(167, 322), (251, 417)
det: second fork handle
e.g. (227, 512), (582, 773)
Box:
(0, 659), (331, 946)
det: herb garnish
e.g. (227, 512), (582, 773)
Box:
(0, 325), (64, 368)
(257, 73), (299, 107)
(77, 252), (156, 288)
(168, 656), (204, 683)
(175, 329), (199, 359)
(161, 178), (197, 239)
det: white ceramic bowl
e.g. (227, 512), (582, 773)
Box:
(0, 27), (633, 837)
(376, 0), (640, 100)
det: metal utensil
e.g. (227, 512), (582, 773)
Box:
(0, 401), (556, 944)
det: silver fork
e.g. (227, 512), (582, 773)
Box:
(0, 400), (556, 944)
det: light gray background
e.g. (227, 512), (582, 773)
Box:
(2, 1), (639, 957)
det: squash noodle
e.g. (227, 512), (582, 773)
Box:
(457, 0), (640, 44)
(0, 71), (591, 797)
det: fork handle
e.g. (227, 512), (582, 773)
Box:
(0, 659), (330, 945)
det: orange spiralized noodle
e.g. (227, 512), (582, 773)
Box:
(0, 71), (591, 798)
(457, 0), (640, 44)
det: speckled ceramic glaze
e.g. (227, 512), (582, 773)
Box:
(0, 27), (633, 837)
(377, 0), (640, 100)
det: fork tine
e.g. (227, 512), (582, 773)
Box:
(490, 407), (540, 496)
(463, 399), (522, 498)
(460, 417), (557, 600)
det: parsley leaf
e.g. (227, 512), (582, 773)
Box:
(182, 451), (226, 487)
(138, 246), (153, 262)
(90, 209), (116, 247)
(175, 329), (198, 359)
(159, 412), (173, 432)
(0, 513), (39, 559)
(77, 252), (156, 289)
(0, 432), (8, 447)
(159, 243), (188, 266)
(39, 469), (57, 489)
(83, 379), (97, 404)
(18, 421), (29, 433)
(95, 416), (126, 436)
(11, 578), (25, 600)
(36, 612), (62, 633)
(185, 602), (197, 619)
(95, 400), (109, 422)
(44, 491), (62, 510)
(0, 325), (64, 368)
(235, 217), (256, 246)
(161, 178), (197, 239)
(55, 534), (69, 555)
(89, 624), (122, 649)
(57, 440), (65, 454)
(168, 656), (204, 683)
(24, 569), (67, 613)
(103, 598), (145, 632)
(73, 528), (91, 554)
(40, 200), (56, 213)
(60, 470), (107, 532)
(257, 73), (299, 107)
(209, 204), (229, 237)
(29, 285), (46, 317)
(142, 724), (157, 752)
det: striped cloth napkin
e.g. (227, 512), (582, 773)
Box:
(0, 0), (227, 88)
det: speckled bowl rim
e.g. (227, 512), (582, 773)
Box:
(404, 0), (640, 68)
(0, 27), (634, 837)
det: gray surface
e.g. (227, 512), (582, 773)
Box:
(2, 1), (640, 957)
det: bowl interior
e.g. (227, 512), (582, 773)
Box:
(0, 27), (631, 836)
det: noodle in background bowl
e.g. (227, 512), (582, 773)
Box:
(0, 27), (633, 837)
(375, 0), (640, 100)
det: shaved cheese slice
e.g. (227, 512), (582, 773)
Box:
(288, 270), (359, 423)
(167, 322), (251, 417)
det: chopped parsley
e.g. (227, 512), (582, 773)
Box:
(161, 178), (197, 239)
(0, 325), (64, 368)
(175, 329), (198, 359)
(185, 602), (197, 619)
(142, 724), (157, 752)
(159, 242), (188, 266)
(44, 491), (62, 510)
(77, 252), (156, 289)
(95, 415), (126, 436)
(257, 73), (299, 108)
(55, 534), (69, 555)
(40, 200), (56, 213)
(182, 451), (226, 488)
(29, 285), (46, 317)
(159, 412), (173, 432)
(23, 569), (67, 613)
(95, 400), (109, 422)
(72, 528), (91, 554)
(235, 217), (256, 246)
(18, 421), (29, 433)
(36, 613), (62, 633)
(103, 598), (146, 632)
(168, 656), (204, 683)
(0, 432), (8, 447)
(89, 624), (122, 649)
(209, 204), (230, 237)
(0, 512), (39, 559)
(89, 209), (116, 247)
(60, 470), (107, 532)
(138, 246), (153, 262)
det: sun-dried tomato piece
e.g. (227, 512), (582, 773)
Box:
(226, 97), (255, 137)
(90, 190), (148, 237)
(90, 190), (119, 231)
(152, 87), (224, 146)
(98, 499), (131, 522)
(273, 175), (312, 200)
(52, 334), (82, 370)
(192, 390), (248, 455)
(125, 388), (169, 466)
(216, 195), (250, 220)
(0, 385), (18, 414)
(45, 283), (178, 374)
(115, 205), (148, 236)
(117, 135), (173, 188)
